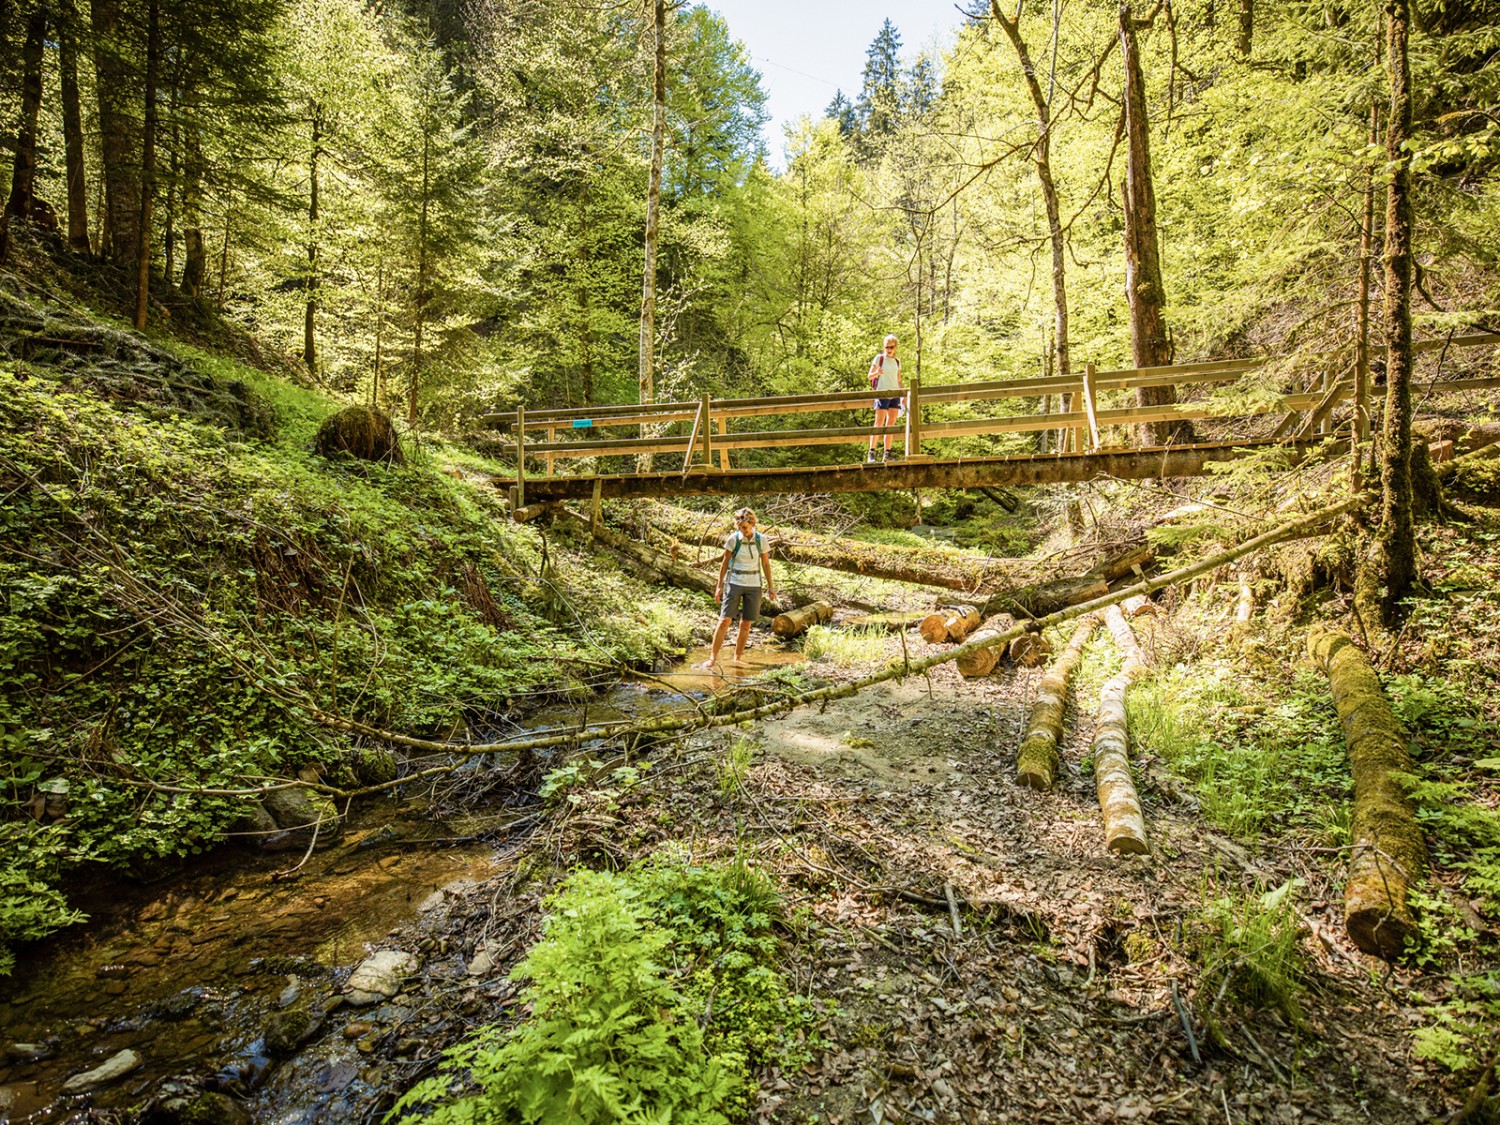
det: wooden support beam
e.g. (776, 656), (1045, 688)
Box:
(716, 417), (730, 470)
(514, 404), (526, 512)
(1081, 362), (1101, 450)
(503, 438), (1333, 502)
(701, 394), (713, 470)
(905, 374), (922, 455)
(681, 396), (706, 481)
(545, 425), (555, 476)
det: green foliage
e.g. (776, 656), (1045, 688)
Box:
(1129, 665), (1351, 839)
(803, 625), (887, 667)
(1190, 877), (1307, 1029)
(1414, 970), (1500, 1073)
(390, 861), (819, 1124)
(0, 366), (692, 960)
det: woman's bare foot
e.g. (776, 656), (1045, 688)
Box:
(729, 656), (751, 667)
(694, 660), (722, 672)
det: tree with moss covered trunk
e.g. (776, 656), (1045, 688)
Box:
(1120, 2), (1191, 446)
(1356, 0), (1417, 627)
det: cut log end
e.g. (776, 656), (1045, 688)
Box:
(1015, 735), (1059, 790)
(1008, 632), (1053, 667)
(918, 613), (950, 644)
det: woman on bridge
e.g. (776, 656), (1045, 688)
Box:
(868, 335), (905, 463)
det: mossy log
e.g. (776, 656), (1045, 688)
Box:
(985, 574), (1109, 619)
(956, 614), (1015, 678)
(773, 600), (832, 638)
(644, 504), (1050, 590)
(314, 406), (403, 464)
(1308, 627), (1427, 959)
(1093, 605), (1148, 854)
(1015, 617), (1097, 789)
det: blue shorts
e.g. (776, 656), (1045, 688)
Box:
(719, 583), (763, 623)
(874, 397), (902, 411)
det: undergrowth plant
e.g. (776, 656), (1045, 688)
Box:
(1128, 664), (1350, 840)
(0, 363), (693, 969)
(1190, 876), (1307, 1036)
(803, 624), (888, 666)
(390, 860), (821, 1124)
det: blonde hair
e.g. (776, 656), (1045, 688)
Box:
(734, 507), (756, 523)
(883, 335), (899, 347)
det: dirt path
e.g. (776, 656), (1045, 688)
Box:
(557, 662), (1438, 1124)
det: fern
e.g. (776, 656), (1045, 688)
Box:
(390, 862), (818, 1124)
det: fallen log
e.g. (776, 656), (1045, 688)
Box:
(1308, 628), (1427, 959)
(918, 612), (950, 644)
(773, 600), (832, 639)
(1234, 577), (1254, 625)
(1093, 605), (1149, 854)
(1009, 632), (1054, 666)
(286, 498), (1361, 801)
(956, 614), (1015, 678)
(1015, 617), (1097, 789)
(1122, 594), (1157, 618)
(644, 504), (1048, 591)
(943, 605), (981, 641)
(985, 574), (1109, 619)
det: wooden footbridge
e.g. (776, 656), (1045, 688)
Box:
(486, 333), (1499, 510)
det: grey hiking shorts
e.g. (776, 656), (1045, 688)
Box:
(720, 583), (763, 623)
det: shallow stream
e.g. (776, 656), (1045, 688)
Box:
(0, 650), (804, 1124)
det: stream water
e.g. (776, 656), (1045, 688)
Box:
(0, 649), (804, 1124)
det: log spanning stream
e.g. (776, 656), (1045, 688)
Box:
(0, 654), (803, 1124)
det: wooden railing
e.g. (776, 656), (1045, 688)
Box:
(482, 332), (1500, 477)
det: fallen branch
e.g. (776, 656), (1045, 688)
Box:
(1308, 627), (1427, 959)
(1016, 617), (1097, 789)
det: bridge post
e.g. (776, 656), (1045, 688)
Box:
(905, 375), (922, 457)
(700, 394), (713, 470)
(545, 425), (555, 476)
(514, 404), (527, 512)
(1081, 362), (1101, 450)
(716, 417), (730, 470)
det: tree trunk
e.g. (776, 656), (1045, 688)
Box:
(1353, 104), (1379, 459)
(772, 601), (832, 639)
(409, 126), (432, 426)
(59, 0), (91, 254)
(1120, 4), (1192, 446)
(1356, 0), (1418, 627)
(92, 0), (142, 266)
(1308, 628), (1426, 958)
(1093, 603), (1148, 853)
(992, 1), (1069, 380)
(4, 4), (47, 225)
(179, 128), (206, 296)
(1016, 617), (1097, 788)
(636, 0), (666, 472)
(982, 574), (1109, 619)
(1236, 0), (1252, 56)
(133, 0), (160, 331)
(303, 108), (321, 376)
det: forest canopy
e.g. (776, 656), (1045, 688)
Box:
(2, 0), (1494, 431)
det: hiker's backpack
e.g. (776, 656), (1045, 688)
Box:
(869, 353), (884, 390)
(729, 530), (764, 570)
